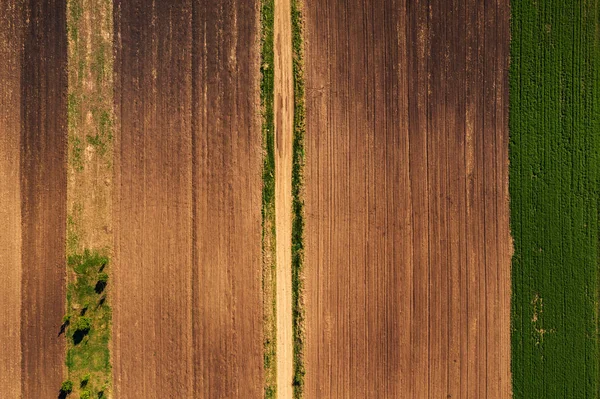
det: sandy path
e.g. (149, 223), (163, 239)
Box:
(0, 1), (23, 396)
(19, 0), (68, 397)
(275, 0), (294, 396)
(303, 0), (511, 397)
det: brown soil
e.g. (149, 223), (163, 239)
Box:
(113, 1), (263, 397)
(303, 0), (511, 397)
(275, 0), (294, 396)
(0, 1), (23, 396)
(192, 0), (263, 396)
(113, 1), (194, 396)
(20, 0), (68, 397)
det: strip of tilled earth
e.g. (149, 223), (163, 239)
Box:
(191, 0), (263, 396)
(0, 1), (23, 395)
(113, 1), (194, 396)
(303, 0), (510, 397)
(114, 1), (263, 397)
(20, 0), (68, 397)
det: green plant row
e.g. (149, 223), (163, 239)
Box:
(510, 0), (600, 397)
(291, 0), (306, 397)
(260, 0), (277, 397)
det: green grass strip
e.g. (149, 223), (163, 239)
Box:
(64, 0), (113, 397)
(510, 1), (600, 397)
(291, 0), (306, 397)
(63, 250), (112, 397)
(260, 0), (277, 397)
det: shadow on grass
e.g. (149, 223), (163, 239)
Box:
(73, 329), (87, 345)
(95, 281), (106, 294)
(58, 321), (69, 337)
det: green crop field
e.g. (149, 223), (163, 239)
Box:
(510, 0), (600, 397)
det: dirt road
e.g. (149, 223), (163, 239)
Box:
(302, 0), (511, 397)
(275, 0), (295, 396)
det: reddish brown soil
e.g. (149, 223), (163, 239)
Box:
(113, 1), (263, 397)
(303, 0), (511, 397)
(19, 0), (68, 397)
(191, 0), (263, 397)
(113, 1), (194, 396)
(0, 1), (23, 396)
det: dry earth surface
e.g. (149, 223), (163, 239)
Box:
(1, 1), (67, 397)
(20, 1), (68, 396)
(113, 0), (263, 397)
(0, 1), (23, 396)
(0, 0), (515, 397)
(303, 0), (511, 397)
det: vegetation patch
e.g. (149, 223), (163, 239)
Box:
(65, 0), (114, 396)
(291, 0), (306, 397)
(510, 0), (600, 397)
(260, 0), (277, 397)
(64, 249), (112, 397)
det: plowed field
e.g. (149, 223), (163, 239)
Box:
(302, 0), (511, 397)
(0, 1), (67, 397)
(113, 1), (263, 397)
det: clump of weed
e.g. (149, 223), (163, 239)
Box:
(61, 380), (74, 394)
(80, 373), (90, 387)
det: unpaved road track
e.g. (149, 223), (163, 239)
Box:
(114, 0), (263, 397)
(303, 0), (511, 397)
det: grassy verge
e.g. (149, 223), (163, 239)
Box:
(291, 0), (306, 397)
(260, 0), (277, 397)
(63, 249), (112, 398)
(510, 0), (600, 397)
(64, 0), (114, 397)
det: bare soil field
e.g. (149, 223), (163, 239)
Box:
(191, 0), (263, 396)
(113, 1), (194, 396)
(114, 0), (263, 397)
(303, 0), (511, 397)
(20, 0), (68, 397)
(0, 1), (23, 396)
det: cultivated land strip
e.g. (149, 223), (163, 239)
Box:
(114, 1), (194, 396)
(192, 0), (263, 396)
(114, 1), (263, 397)
(303, 0), (510, 396)
(510, 1), (600, 397)
(20, 1), (68, 397)
(291, 0), (306, 396)
(261, 0), (277, 395)
(64, 0), (114, 396)
(0, 1), (23, 395)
